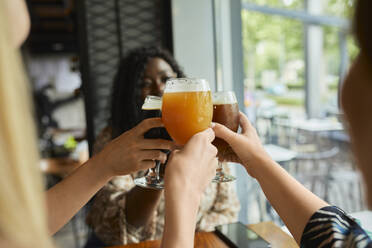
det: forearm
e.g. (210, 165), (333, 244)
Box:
(250, 156), (328, 244)
(125, 186), (162, 228)
(162, 190), (200, 248)
(46, 156), (112, 234)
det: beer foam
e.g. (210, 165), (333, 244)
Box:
(212, 91), (237, 104)
(142, 96), (162, 110)
(164, 78), (210, 93)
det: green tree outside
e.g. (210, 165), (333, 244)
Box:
(242, 0), (358, 108)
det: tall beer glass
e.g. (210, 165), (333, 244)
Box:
(162, 78), (213, 145)
(212, 91), (239, 182)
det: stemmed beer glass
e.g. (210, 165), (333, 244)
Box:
(211, 91), (239, 182)
(134, 78), (213, 189)
(161, 78), (213, 145)
(134, 95), (170, 189)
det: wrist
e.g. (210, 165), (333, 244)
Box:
(243, 150), (275, 178)
(163, 186), (199, 248)
(164, 184), (201, 231)
(88, 154), (114, 182)
(165, 180), (201, 208)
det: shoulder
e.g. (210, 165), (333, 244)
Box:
(301, 206), (372, 247)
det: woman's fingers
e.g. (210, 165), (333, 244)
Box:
(140, 139), (175, 150)
(186, 128), (215, 146)
(140, 150), (168, 164)
(213, 112), (253, 138)
(135, 117), (163, 134)
(212, 123), (236, 143)
(183, 128), (216, 155)
(197, 128), (216, 143)
(138, 160), (157, 171)
(239, 111), (253, 135)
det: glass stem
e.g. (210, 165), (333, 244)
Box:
(217, 161), (223, 174)
(146, 167), (155, 177)
(154, 160), (161, 181)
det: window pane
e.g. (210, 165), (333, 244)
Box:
(239, 1), (363, 226)
(242, 10), (305, 117)
(242, 0), (304, 10)
(323, 0), (354, 18)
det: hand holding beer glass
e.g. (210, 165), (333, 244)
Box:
(136, 81), (238, 186)
(134, 79), (213, 189)
(212, 91), (239, 182)
(134, 95), (172, 189)
(163, 81), (238, 182)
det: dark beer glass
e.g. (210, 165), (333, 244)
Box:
(212, 91), (239, 182)
(134, 96), (171, 189)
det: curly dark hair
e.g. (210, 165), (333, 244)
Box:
(354, 0), (372, 64)
(110, 46), (185, 138)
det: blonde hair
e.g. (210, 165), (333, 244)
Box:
(0, 2), (54, 248)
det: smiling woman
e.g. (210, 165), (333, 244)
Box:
(84, 47), (240, 247)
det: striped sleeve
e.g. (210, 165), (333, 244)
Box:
(300, 206), (372, 248)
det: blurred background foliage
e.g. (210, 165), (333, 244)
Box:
(241, 0), (358, 108)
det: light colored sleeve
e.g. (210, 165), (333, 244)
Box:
(196, 163), (240, 232)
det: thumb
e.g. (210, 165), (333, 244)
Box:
(183, 128), (215, 154)
(196, 128), (215, 143)
(212, 122), (236, 144)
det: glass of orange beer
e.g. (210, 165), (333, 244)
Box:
(212, 91), (239, 182)
(162, 78), (213, 145)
